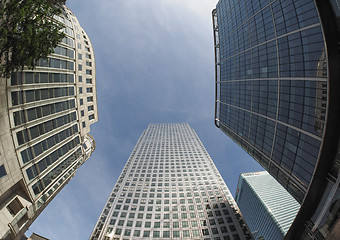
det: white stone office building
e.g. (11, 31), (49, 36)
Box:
(0, 5), (98, 240)
(90, 123), (252, 240)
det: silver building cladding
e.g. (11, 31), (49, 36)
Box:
(235, 171), (300, 240)
(90, 123), (252, 240)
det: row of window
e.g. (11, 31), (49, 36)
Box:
(13, 99), (76, 126)
(79, 87), (93, 94)
(110, 216), (232, 228)
(11, 72), (74, 85)
(20, 124), (78, 163)
(26, 136), (80, 180)
(111, 209), (229, 220)
(11, 87), (75, 106)
(36, 57), (74, 71)
(16, 112), (77, 145)
(53, 45), (74, 59)
(32, 148), (81, 195)
(113, 202), (227, 211)
(77, 53), (92, 60)
(108, 228), (239, 239)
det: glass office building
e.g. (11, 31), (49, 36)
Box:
(213, 0), (340, 239)
(235, 171), (300, 240)
(0, 4), (98, 239)
(90, 123), (252, 240)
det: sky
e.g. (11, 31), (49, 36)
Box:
(27, 0), (264, 239)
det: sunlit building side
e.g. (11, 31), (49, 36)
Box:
(235, 171), (300, 240)
(90, 123), (252, 240)
(0, 5), (98, 239)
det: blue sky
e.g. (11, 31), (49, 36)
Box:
(27, 0), (263, 239)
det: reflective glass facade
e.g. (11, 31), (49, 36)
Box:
(214, 0), (327, 203)
(213, 0), (340, 239)
(91, 124), (252, 240)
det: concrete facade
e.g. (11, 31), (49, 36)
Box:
(0, 4), (98, 239)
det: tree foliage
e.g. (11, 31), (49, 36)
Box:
(0, 0), (66, 78)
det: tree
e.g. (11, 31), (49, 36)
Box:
(0, 0), (66, 78)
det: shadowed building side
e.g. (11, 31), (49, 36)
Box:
(213, 0), (340, 239)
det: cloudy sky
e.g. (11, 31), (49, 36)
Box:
(27, 0), (263, 239)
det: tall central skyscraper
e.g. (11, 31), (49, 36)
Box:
(91, 123), (252, 240)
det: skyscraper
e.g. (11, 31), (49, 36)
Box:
(212, 0), (340, 239)
(90, 123), (252, 240)
(0, 4), (98, 239)
(235, 171), (300, 240)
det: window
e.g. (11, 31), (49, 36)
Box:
(78, 76), (82, 82)
(86, 87), (92, 93)
(143, 231), (150, 237)
(81, 110), (84, 117)
(212, 228), (219, 235)
(124, 229), (131, 236)
(153, 231), (160, 238)
(182, 221), (189, 227)
(183, 230), (190, 237)
(86, 78), (92, 84)
(163, 231), (170, 238)
(192, 230), (199, 237)
(145, 222), (151, 227)
(78, 64), (82, 71)
(163, 222), (170, 228)
(78, 53), (82, 59)
(133, 230), (140, 237)
(0, 165), (7, 178)
(77, 43), (81, 49)
(79, 87), (82, 94)
(202, 229), (209, 236)
(191, 221), (198, 227)
(7, 197), (23, 216)
(82, 121), (86, 128)
(115, 228), (122, 235)
(173, 231), (180, 238)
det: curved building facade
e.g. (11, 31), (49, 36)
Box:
(213, 0), (340, 239)
(0, 4), (98, 239)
